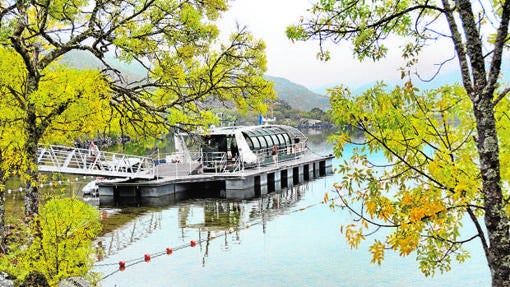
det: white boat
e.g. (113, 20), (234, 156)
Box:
(196, 125), (308, 171)
(82, 179), (99, 196)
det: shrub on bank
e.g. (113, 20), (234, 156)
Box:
(0, 198), (101, 286)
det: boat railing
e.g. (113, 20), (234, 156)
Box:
(155, 151), (236, 175)
(254, 142), (308, 167)
(37, 145), (155, 179)
(229, 155), (244, 173)
(156, 141), (309, 175)
(152, 151), (204, 178)
(201, 151), (228, 173)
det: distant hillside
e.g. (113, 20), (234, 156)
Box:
(61, 51), (329, 111)
(265, 75), (329, 112)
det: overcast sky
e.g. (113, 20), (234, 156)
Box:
(218, 0), (458, 93)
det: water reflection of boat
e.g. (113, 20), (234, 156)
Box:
(95, 209), (162, 258)
(95, 184), (309, 259)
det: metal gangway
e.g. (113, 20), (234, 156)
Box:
(37, 145), (155, 179)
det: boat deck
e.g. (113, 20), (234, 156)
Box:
(97, 153), (334, 206)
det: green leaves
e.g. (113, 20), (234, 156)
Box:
(0, 0), (275, 177)
(294, 0), (510, 283)
(329, 82), (484, 275)
(287, 0), (435, 66)
(27, 198), (101, 285)
(0, 198), (101, 285)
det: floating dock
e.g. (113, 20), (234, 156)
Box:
(97, 153), (334, 206)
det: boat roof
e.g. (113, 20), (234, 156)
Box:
(207, 125), (307, 140)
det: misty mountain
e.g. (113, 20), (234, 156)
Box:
(61, 51), (329, 112)
(265, 75), (330, 112)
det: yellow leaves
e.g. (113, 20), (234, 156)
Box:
(343, 223), (365, 249)
(399, 186), (447, 224)
(409, 207), (426, 222)
(404, 79), (413, 90)
(34, 67), (112, 144)
(200, 0), (228, 20)
(369, 240), (385, 265)
(21, 198), (101, 286)
(366, 199), (377, 217)
(453, 182), (468, 194)
(177, 45), (197, 59)
(400, 193), (413, 206)
(322, 192), (329, 204)
(385, 222), (421, 257)
(396, 233), (419, 256)
(378, 196), (395, 220)
(363, 196), (394, 221)
(324, 52), (485, 277)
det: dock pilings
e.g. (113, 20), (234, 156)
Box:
(98, 155), (334, 206)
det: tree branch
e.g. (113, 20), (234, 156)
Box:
(493, 87), (510, 106)
(485, 0), (510, 97)
(466, 205), (490, 260)
(440, 0), (473, 94)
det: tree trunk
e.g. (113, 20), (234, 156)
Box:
(23, 171), (39, 219)
(23, 77), (41, 219)
(0, 160), (5, 252)
(472, 94), (510, 286)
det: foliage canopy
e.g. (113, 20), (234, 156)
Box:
(0, 198), (101, 286)
(289, 0), (510, 285)
(0, 0), (275, 283)
(0, 0), (275, 217)
(330, 82), (508, 275)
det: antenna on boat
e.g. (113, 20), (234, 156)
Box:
(260, 103), (276, 125)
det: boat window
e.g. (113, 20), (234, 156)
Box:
(270, 134), (280, 146)
(273, 128), (283, 135)
(202, 135), (227, 153)
(282, 133), (291, 145)
(254, 129), (266, 136)
(258, 136), (267, 148)
(264, 135), (274, 147)
(251, 136), (260, 149)
(246, 137), (254, 150)
(276, 134), (285, 147)
(243, 133), (255, 149)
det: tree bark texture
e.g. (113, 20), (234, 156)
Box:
(472, 94), (510, 286)
(23, 80), (41, 219)
(452, 0), (510, 284)
(0, 168), (5, 252)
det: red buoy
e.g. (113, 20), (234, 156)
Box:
(119, 260), (126, 271)
(166, 247), (173, 255)
(190, 240), (197, 247)
(144, 254), (151, 262)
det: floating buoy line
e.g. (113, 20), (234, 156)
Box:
(5, 176), (94, 194)
(96, 198), (331, 281)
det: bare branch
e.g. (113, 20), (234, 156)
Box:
(493, 87), (510, 105)
(440, 0), (473, 94)
(485, 0), (510, 95)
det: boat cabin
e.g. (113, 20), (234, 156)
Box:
(199, 125), (308, 171)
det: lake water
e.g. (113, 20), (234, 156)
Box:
(92, 136), (491, 287)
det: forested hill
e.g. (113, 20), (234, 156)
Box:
(62, 51), (329, 112)
(265, 75), (329, 111)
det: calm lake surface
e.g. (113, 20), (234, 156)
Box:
(87, 133), (490, 287)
